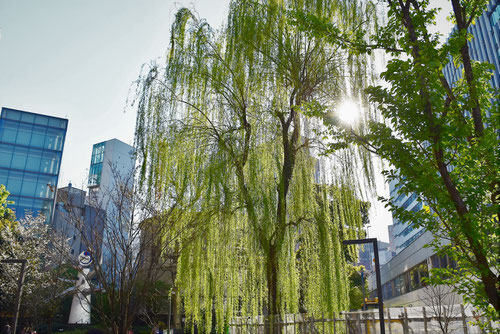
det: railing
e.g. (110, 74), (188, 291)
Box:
(230, 313), (348, 334)
(229, 305), (499, 334)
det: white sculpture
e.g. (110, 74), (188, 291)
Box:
(68, 251), (93, 324)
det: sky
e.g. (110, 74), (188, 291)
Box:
(0, 0), (453, 243)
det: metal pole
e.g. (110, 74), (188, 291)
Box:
(422, 307), (428, 334)
(361, 270), (366, 311)
(403, 308), (409, 334)
(372, 240), (386, 334)
(461, 304), (468, 334)
(168, 292), (172, 334)
(387, 309), (392, 334)
(342, 238), (386, 334)
(1, 259), (27, 334)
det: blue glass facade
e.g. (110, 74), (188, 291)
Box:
(443, 0), (500, 91)
(88, 142), (105, 188)
(0, 107), (68, 223)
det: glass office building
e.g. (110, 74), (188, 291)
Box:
(443, 0), (500, 91)
(0, 107), (68, 223)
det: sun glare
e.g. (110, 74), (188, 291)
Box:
(337, 100), (361, 125)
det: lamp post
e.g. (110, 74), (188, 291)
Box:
(342, 238), (385, 334)
(1, 259), (27, 334)
(168, 290), (176, 334)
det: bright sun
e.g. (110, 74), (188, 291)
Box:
(337, 100), (361, 125)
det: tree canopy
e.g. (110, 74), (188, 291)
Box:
(134, 0), (376, 331)
(299, 0), (499, 324)
(0, 189), (72, 331)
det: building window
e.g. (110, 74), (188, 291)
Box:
(401, 193), (419, 210)
(88, 163), (103, 187)
(394, 274), (408, 297)
(409, 266), (420, 291)
(88, 143), (105, 187)
(431, 254), (449, 269)
(418, 261), (429, 282)
(91, 143), (105, 164)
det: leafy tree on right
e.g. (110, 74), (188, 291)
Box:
(294, 0), (499, 324)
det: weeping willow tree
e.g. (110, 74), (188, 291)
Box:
(134, 0), (376, 331)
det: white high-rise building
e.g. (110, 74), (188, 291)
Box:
(87, 139), (135, 262)
(88, 138), (135, 197)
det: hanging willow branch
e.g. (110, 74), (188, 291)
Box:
(133, 0), (377, 332)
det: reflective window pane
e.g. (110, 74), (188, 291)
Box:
(6, 171), (23, 194)
(440, 255), (448, 268)
(26, 153), (42, 172)
(40, 151), (60, 174)
(431, 254), (440, 269)
(410, 267), (420, 290)
(11, 148), (28, 170)
(0, 144), (13, 168)
(44, 128), (64, 151)
(418, 262), (429, 282)
(48, 118), (67, 129)
(21, 113), (35, 124)
(21, 181), (37, 198)
(35, 115), (48, 126)
(36, 181), (48, 198)
(1, 122), (18, 143)
(4, 109), (21, 121)
(0, 169), (8, 186)
(30, 126), (46, 148)
(18, 197), (34, 212)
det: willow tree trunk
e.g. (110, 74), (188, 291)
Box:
(266, 243), (280, 334)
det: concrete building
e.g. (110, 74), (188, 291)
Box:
(0, 107), (67, 223)
(88, 139), (135, 190)
(87, 139), (135, 267)
(368, 230), (461, 307)
(87, 138), (135, 232)
(52, 183), (105, 258)
(87, 138), (135, 204)
(358, 240), (393, 272)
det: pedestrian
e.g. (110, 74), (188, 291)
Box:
(3, 324), (10, 334)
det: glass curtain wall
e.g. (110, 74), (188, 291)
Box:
(0, 108), (67, 223)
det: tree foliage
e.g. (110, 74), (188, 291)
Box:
(60, 168), (180, 334)
(0, 208), (72, 331)
(134, 0), (376, 331)
(302, 0), (499, 323)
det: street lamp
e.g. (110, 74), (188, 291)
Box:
(343, 238), (385, 334)
(1, 259), (27, 334)
(168, 290), (176, 334)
